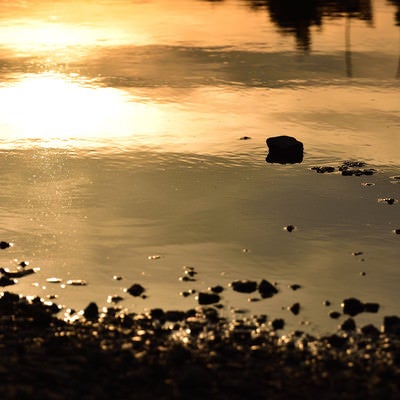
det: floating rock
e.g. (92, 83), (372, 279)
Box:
(383, 316), (400, 335)
(230, 280), (257, 294)
(311, 166), (335, 173)
(271, 318), (285, 330)
(289, 302), (300, 315)
(0, 276), (16, 287)
(127, 283), (145, 297)
(341, 318), (356, 332)
(84, 302), (99, 321)
(266, 135), (303, 164)
(197, 292), (220, 305)
(258, 279), (278, 298)
(341, 298), (364, 316)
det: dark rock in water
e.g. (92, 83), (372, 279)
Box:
(0, 267), (35, 278)
(284, 225), (295, 232)
(361, 324), (380, 337)
(266, 135), (303, 164)
(0, 276), (16, 287)
(289, 302), (300, 315)
(311, 166), (335, 173)
(364, 302), (380, 313)
(289, 284), (301, 291)
(150, 308), (165, 320)
(210, 285), (224, 294)
(258, 279), (278, 298)
(271, 318), (285, 330)
(381, 197), (396, 205)
(0, 241), (11, 249)
(239, 136), (251, 140)
(198, 292), (220, 305)
(324, 300), (331, 307)
(341, 318), (356, 332)
(383, 316), (400, 335)
(84, 302), (99, 321)
(231, 280), (257, 293)
(329, 311), (341, 319)
(393, 229), (400, 234)
(342, 298), (365, 316)
(127, 283), (145, 297)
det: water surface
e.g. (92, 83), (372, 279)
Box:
(0, 0), (399, 334)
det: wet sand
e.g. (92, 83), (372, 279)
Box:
(1, 292), (399, 399)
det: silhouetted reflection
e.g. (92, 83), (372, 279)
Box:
(243, 0), (372, 52)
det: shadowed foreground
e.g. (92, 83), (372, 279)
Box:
(0, 292), (399, 400)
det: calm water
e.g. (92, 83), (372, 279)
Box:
(0, 0), (399, 334)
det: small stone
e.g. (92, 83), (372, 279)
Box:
(258, 279), (278, 298)
(83, 302), (99, 321)
(148, 255), (161, 260)
(327, 334), (347, 348)
(266, 136), (303, 164)
(364, 302), (380, 313)
(271, 318), (285, 330)
(378, 197), (397, 205)
(0, 276), (16, 287)
(210, 285), (224, 294)
(46, 277), (62, 284)
(361, 324), (380, 337)
(165, 310), (186, 322)
(284, 225), (295, 232)
(392, 229), (400, 234)
(352, 251), (363, 256)
(0, 241), (11, 249)
(324, 300), (331, 307)
(383, 316), (400, 335)
(230, 280), (257, 293)
(360, 272), (366, 276)
(289, 284), (301, 291)
(239, 136), (251, 140)
(329, 311), (341, 319)
(107, 295), (124, 304)
(113, 275), (123, 281)
(311, 166), (335, 173)
(197, 292), (220, 305)
(342, 297), (364, 316)
(127, 283), (145, 297)
(66, 279), (87, 286)
(19, 261), (29, 267)
(289, 302), (300, 315)
(341, 318), (356, 331)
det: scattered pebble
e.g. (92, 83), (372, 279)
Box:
(289, 284), (301, 291)
(230, 280), (257, 294)
(46, 277), (62, 284)
(341, 318), (356, 332)
(0, 241), (12, 249)
(239, 136), (251, 140)
(66, 280), (88, 286)
(107, 295), (124, 304)
(258, 279), (279, 298)
(197, 292), (220, 305)
(329, 311), (341, 319)
(284, 225), (296, 232)
(378, 197), (397, 205)
(0, 276), (16, 287)
(324, 300), (331, 307)
(352, 251), (363, 256)
(148, 255), (161, 260)
(361, 182), (375, 187)
(126, 283), (145, 297)
(289, 302), (300, 315)
(393, 229), (400, 234)
(113, 275), (123, 281)
(311, 166), (335, 173)
(210, 285), (224, 294)
(271, 318), (285, 330)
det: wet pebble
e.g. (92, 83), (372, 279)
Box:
(271, 318), (285, 330)
(352, 251), (363, 256)
(113, 275), (123, 281)
(46, 277), (62, 284)
(197, 292), (220, 305)
(329, 311), (341, 319)
(364, 302), (380, 313)
(393, 229), (400, 234)
(107, 295), (124, 304)
(324, 300), (331, 307)
(239, 136), (251, 140)
(0, 276), (16, 287)
(83, 302), (99, 321)
(361, 324), (380, 337)
(66, 279), (87, 286)
(210, 285), (224, 294)
(311, 166), (335, 173)
(341, 318), (356, 332)
(383, 316), (400, 335)
(258, 279), (279, 298)
(126, 283), (145, 297)
(284, 225), (295, 232)
(148, 255), (161, 260)
(289, 284), (301, 291)
(289, 302), (300, 315)
(230, 280), (257, 293)
(0, 241), (11, 249)
(342, 297), (364, 316)
(378, 197), (397, 205)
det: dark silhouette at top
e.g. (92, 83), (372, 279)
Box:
(387, 0), (400, 26)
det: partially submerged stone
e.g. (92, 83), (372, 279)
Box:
(84, 302), (99, 321)
(197, 292), (220, 305)
(127, 283), (145, 297)
(342, 297), (365, 316)
(258, 279), (278, 298)
(230, 280), (257, 293)
(266, 135), (303, 164)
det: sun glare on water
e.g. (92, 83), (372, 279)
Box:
(0, 73), (165, 149)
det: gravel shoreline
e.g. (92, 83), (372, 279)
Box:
(1, 292), (400, 399)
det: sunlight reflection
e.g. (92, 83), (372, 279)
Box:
(0, 73), (163, 148)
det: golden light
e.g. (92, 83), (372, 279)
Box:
(0, 73), (163, 148)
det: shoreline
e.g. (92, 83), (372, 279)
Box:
(1, 291), (399, 399)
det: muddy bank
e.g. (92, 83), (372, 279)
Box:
(0, 292), (399, 400)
